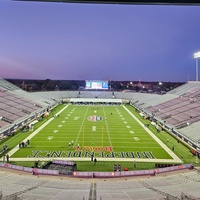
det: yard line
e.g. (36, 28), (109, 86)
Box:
(7, 104), (69, 157)
(102, 107), (113, 147)
(74, 106), (89, 146)
(122, 105), (182, 163)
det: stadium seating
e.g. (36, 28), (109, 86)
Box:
(1, 79), (200, 157)
(0, 80), (52, 132)
(0, 168), (200, 199)
(1, 79), (200, 199)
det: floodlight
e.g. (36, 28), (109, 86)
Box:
(194, 51), (200, 59)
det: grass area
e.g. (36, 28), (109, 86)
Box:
(1, 104), (199, 171)
(126, 105), (198, 166)
(0, 104), (65, 157)
(12, 104), (172, 159)
(10, 160), (156, 172)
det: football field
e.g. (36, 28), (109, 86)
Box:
(10, 104), (182, 163)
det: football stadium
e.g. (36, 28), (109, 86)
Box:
(1, 0), (200, 200)
(1, 78), (200, 199)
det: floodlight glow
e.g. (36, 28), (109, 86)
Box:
(194, 51), (200, 59)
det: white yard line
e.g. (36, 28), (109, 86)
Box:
(102, 107), (113, 147)
(7, 157), (183, 163)
(74, 106), (89, 146)
(7, 105), (69, 158)
(122, 105), (183, 163)
(4, 105), (183, 163)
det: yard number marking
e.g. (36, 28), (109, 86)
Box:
(47, 136), (53, 140)
(92, 126), (96, 131)
(133, 137), (139, 141)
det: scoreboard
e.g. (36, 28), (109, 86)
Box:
(85, 80), (109, 90)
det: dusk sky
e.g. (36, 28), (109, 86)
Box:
(1, 0), (200, 82)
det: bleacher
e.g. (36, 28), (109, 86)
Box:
(1, 78), (200, 151)
(1, 79), (200, 199)
(0, 90), (44, 127)
(0, 78), (20, 91)
(33, 82), (200, 148)
(0, 169), (199, 200)
(0, 80), (55, 133)
(179, 121), (200, 143)
(167, 81), (200, 96)
(144, 86), (200, 129)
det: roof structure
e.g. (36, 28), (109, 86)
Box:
(13, 0), (200, 5)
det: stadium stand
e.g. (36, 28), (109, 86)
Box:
(1, 79), (200, 160)
(178, 121), (200, 143)
(0, 78), (20, 91)
(1, 79), (200, 199)
(167, 81), (200, 96)
(0, 168), (200, 200)
(0, 79), (57, 137)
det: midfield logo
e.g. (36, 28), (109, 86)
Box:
(87, 115), (103, 122)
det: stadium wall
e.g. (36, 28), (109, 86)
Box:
(0, 162), (193, 178)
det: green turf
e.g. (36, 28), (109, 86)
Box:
(2, 104), (199, 172)
(127, 105), (198, 165)
(10, 160), (156, 171)
(12, 104), (172, 160)
(0, 104), (65, 156)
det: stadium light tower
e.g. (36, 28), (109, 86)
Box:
(194, 51), (200, 82)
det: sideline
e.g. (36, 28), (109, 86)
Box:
(4, 105), (69, 159)
(6, 157), (184, 162)
(123, 105), (183, 163)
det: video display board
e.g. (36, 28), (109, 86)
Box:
(85, 80), (109, 90)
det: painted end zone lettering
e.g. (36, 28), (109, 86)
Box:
(28, 150), (155, 159)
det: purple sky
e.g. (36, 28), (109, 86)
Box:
(1, 0), (200, 82)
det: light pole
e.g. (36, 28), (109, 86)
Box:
(195, 140), (199, 164)
(194, 51), (200, 82)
